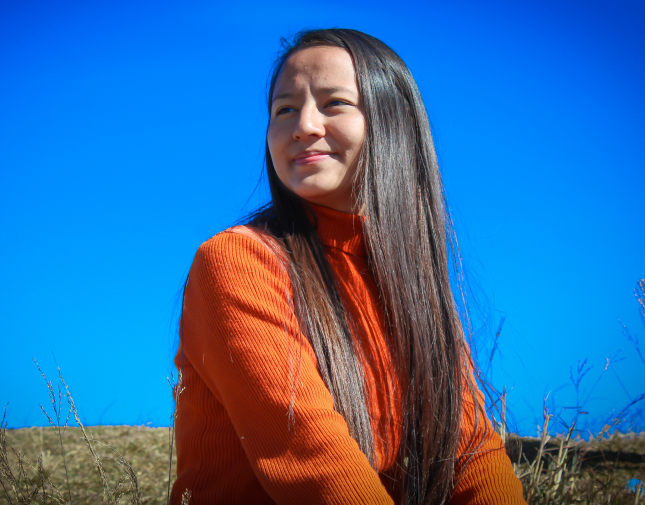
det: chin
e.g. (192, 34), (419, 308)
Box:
(293, 185), (336, 202)
(292, 180), (339, 200)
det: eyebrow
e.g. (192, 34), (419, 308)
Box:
(272, 86), (356, 102)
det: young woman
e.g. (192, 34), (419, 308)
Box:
(172, 29), (526, 505)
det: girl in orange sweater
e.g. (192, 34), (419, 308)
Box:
(172, 29), (526, 504)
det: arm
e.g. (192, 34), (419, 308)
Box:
(180, 230), (394, 505)
(449, 376), (526, 505)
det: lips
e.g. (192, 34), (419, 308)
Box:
(294, 151), (332, 164)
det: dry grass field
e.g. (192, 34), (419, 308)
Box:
(1, 425), (176, 504)
(2, 422), (644, 504)
(507, 429), (645, 504)
(2, 280), (644, 503)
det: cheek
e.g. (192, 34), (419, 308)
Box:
(268, 152), (289, 195)
(267, 125), (291, 187)
(339, 116), (366, 153)
(266, 126), (281, 162)
(267, 119), (291, 153)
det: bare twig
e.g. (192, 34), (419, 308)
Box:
(34, 358), (73, 505)
(167, 370), (184, 505)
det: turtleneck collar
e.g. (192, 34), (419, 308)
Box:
(307, 202), (367, 258)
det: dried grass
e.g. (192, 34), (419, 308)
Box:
(1, 279), (644, 503)
(3, 422), (643, 504)
(1, 425), (175, 505)
(0, 367), (185, 505)
(490, 279), (645, 504)
(504, 409), (645, 504)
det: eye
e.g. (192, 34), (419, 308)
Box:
(327, 99), (350, 107)
(275, 106), (295, 116)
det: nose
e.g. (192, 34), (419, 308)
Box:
(293, 104), (325, 140)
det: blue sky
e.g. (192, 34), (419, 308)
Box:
(1, 0), (643, 435)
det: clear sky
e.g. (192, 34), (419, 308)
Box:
(1, 0), (643, 435)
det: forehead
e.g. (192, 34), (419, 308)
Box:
(273, 46), (358, 96)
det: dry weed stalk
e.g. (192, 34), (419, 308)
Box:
(0, 362), (153, 504)
(2, 403), (66, 503)
(622, 279), (645, 368)
(3, 279), (645, 503)
(517, 401), (579, 504)
(496, 394), (644, 505)
(488, 278), (645, 504)
(166, 371), (184, 505)
(1, 364), (75, 505)
(0, 363), (189, 505)
(35, 358), (74, 503)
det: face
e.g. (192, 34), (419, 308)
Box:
(267, 46), (366, 213)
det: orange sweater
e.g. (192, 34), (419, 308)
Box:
(172, 204), (526, 505)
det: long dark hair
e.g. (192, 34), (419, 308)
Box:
(240, 29), (490, 505)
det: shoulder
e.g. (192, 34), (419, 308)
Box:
(184, 226), (295, 330)
(196, 225), (283, 264)
(190, 225), (288, 289)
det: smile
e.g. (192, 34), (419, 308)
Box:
(294, 151), (333, 164)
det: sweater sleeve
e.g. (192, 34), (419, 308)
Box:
(179, 230), (394, 505)
(449, 376), (526, 505)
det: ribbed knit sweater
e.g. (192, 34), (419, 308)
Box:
(171, 203), (526, 505)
